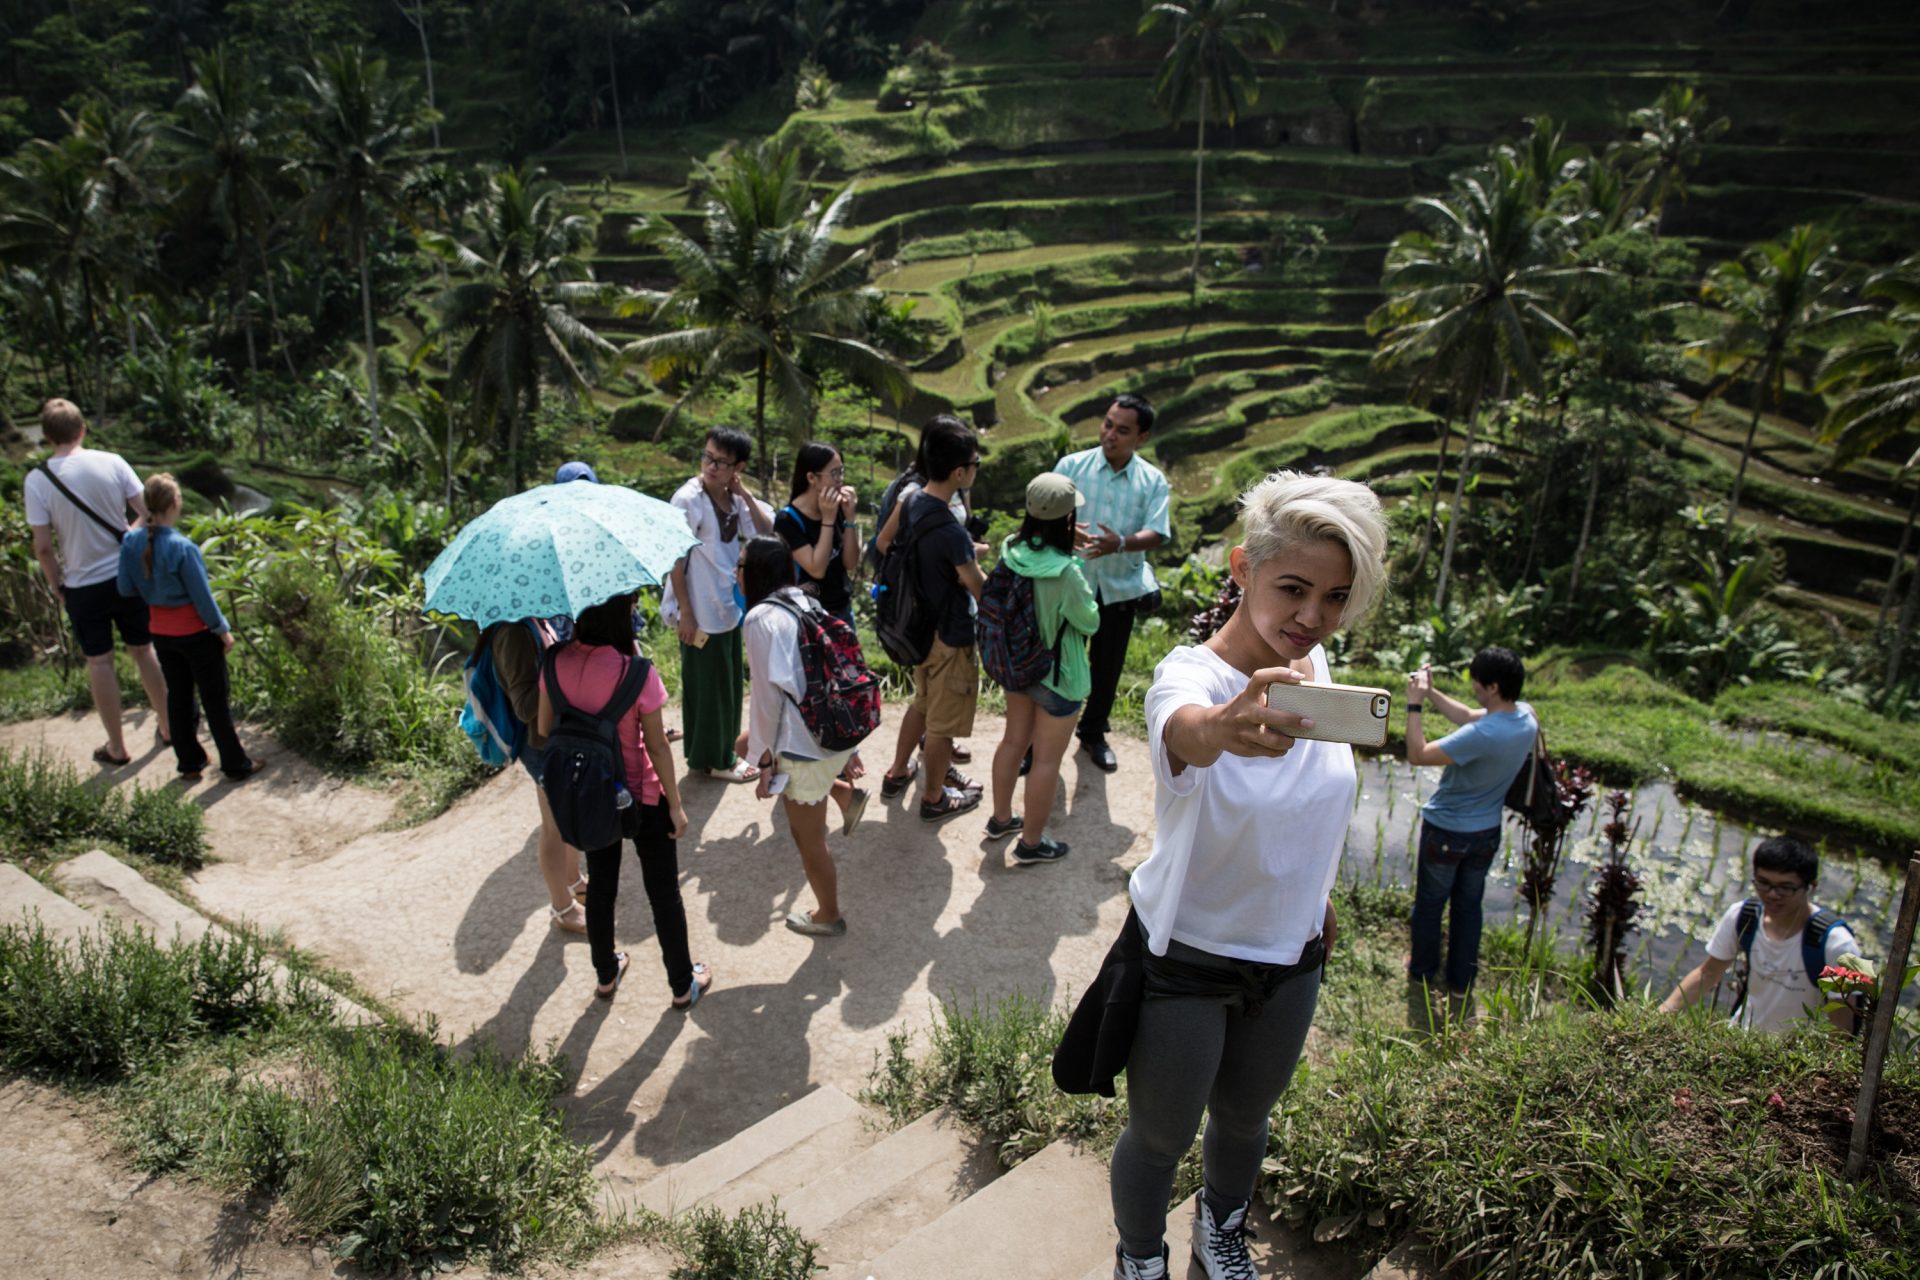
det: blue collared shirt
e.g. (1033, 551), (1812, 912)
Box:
(118, 526), (230, 633)
(1052, 446), (1171, 605)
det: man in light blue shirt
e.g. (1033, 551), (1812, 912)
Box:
(1403, 647), (1538, 1001)
(1051, 392), (1170, 773)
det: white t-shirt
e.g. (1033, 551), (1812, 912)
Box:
(1704, 899), (1859, 1033)
(743, 587), (827, 764)
(22, 449), (140, 588)
(661, 476), (772, 634)
(1132, 644), (1356, 965)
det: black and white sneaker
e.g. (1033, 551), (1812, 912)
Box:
(1193, 1196), (1257, 1280)
(984, 813), (1023, 841)
(1112, 1243), (1169, 1280)
(1011, 835), (1070, 865)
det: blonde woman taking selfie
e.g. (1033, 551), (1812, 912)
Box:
(1098, 471), (1387, 1280)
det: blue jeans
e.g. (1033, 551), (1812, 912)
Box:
(1407, 821), (1501, 993)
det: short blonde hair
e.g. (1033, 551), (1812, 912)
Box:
(40, 398), (86, 446)
(1238, 470), (1390, 626)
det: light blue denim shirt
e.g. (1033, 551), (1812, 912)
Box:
(117, 526), (229, 634)
(1052, 446), (1171, 605)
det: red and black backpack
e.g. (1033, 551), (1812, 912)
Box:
(768, 595), (882, 753)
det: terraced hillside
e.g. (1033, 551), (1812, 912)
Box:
(544, 0), (1920, 618)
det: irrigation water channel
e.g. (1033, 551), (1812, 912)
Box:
(1341, 756), (1919, 1013)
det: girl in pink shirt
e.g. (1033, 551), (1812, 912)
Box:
(539, 592), (709, 1006)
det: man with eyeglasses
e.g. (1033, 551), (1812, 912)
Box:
(665, 426), (774, 783)
(1661, 835), (1862, 1034)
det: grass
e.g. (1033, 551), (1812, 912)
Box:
(0, 745), (207, 869)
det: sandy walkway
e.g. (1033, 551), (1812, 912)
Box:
(6, 702), (1157, 1188)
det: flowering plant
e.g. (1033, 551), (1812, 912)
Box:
(1817, 954), (1920, 1027)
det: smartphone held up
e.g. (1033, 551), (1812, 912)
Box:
(1263, 680), (1392, 748)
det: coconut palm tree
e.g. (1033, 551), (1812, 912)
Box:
(1696, 223), (1852, 563)
(621, 140), (909, 491)
(0, 135), (113, 416)
(167, 45), (296, 449)
(419, 165), (617, 494)
(295, 45), (431, 445)
(1816, 255), (1920, 692)
(1621, 84), (1728, 236)
(1369, 153), (1584, 610)
(1139, 0), (1283, 300)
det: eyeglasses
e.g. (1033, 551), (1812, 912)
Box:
(1753, 875), (1807, 898)
(968, 456), (982, 468)
(700, 452), (738, 471)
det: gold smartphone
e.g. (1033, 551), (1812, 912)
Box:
(1263, 680), (1392, 748)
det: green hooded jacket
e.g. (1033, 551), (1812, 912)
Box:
(1000, 536), (1100, 700)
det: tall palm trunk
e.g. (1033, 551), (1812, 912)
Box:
(1568, 432), (1604, 600)
(1189, 93), (1207, 303)
(80, 263), (105, 425)
(1434, 391), (1486, 612)
(1889, 548), (1919, 696)
(404, 0), (442, 151)
(1877, 475), (1918, 636)
(238, 260), (265, 458)
(1721, 378), (1767, 566)
(354, 218), (383, 444)
(251, 218), (295, 376)
(1411, 415), (1453, 578)
(609, 51), (628, 175)
(754, 351), (771, 494)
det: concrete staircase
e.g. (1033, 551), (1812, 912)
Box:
(0, 849), (375, 1025)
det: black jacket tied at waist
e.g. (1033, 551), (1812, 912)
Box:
(1051, 908), (1326, 1098)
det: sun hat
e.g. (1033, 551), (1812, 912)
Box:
(1026, 473), (1084, 521)
(554, 460), (599, 484)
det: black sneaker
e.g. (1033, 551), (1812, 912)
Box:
(984, 813), (1023, 841)
(920, 786), (983, 823)
(1011, 835), (1070, 865)
(880, 761), (918, 799)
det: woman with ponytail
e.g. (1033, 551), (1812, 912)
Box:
(117, 475), (261, 781)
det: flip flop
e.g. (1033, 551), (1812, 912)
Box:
(666, 727), (684, 742)
(92, 745), (130, 767)
(706, 760), (761, 783)
(672, 962), (713, 1011)
(594, 951), (629, 1000)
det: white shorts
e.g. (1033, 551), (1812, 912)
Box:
(777, 750), (853, 806)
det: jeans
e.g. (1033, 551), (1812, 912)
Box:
(1080, 596), (1137, 739)
(152, 630), (250, 775)
(1020, 681), (1082, 719)
(1109, 938), (1321, 1259)
(1407, 821), (1502, 993)
(584, 797), (694, 996)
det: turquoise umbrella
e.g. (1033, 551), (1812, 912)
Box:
(422, 483), (699, 627)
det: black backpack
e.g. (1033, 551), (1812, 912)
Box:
(1503, 725), (1566, 831)
(1729, 899), (1851, 1028)
(539, 645), (651, 851)
(873, 496), (952, 667)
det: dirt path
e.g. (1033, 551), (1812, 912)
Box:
(7, 702), (1158, 1191)
(0, 1078), (348, 1279)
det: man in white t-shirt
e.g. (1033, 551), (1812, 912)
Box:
(1660, 836), (1862, 1034)
(23, 399), (170, 765)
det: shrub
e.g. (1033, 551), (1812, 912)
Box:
(672, 1203), (818, 1280)
(1269, 1008), (1920, 1276)
(0, 747), (208, 867)
(0, 919), (292, 1081)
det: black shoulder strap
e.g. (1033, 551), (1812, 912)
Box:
(1735, 898), (1762, 957)
(34, 462), (127, 538)
(598, 654), (653, 725)
(1803, 908), (1842, 986)
(541, 643), (577, 719)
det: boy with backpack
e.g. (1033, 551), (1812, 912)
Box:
(875, 419), (987, 823)
(980, 474), (1099, 864)
(1661, 835), (1863, 1034)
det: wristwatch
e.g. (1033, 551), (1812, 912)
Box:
(1407, 703), (1424, 714)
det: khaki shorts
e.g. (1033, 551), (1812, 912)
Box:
(776, 750), (854, 806)
(910, 639), (979, 739)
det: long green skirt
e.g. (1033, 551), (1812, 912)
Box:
(680, 625), (744, 772)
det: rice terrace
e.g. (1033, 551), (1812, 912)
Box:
(2, 2), (1919, 1277)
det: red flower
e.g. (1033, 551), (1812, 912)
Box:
(1766, 1091), (1785, 1109)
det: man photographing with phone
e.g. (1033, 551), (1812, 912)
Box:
(1402, 648), (1538, 1024)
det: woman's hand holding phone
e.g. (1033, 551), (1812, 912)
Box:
(1205, 665), (1317, 762)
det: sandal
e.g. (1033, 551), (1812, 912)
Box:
(570, 875), (590, 903)
(706, 759), (761, 783)
(666, 727), (684, 742)
(594, 951), (629, 1000)
(672, 961), (713, 1010)
(92, 745), (131, 767)
(550, 902), (586, 935)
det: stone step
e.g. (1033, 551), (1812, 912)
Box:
(788, 1109), (999, 1277)
(613, 1084), (876, 1220)
(858, 1140), (1113, 1280)
(51, 849), (376, 1025)
(0, 863), (97, 942)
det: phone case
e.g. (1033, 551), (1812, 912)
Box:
(1263, 680), (1392, 748)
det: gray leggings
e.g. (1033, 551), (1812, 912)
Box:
(1108, 946), (1322, 1258)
